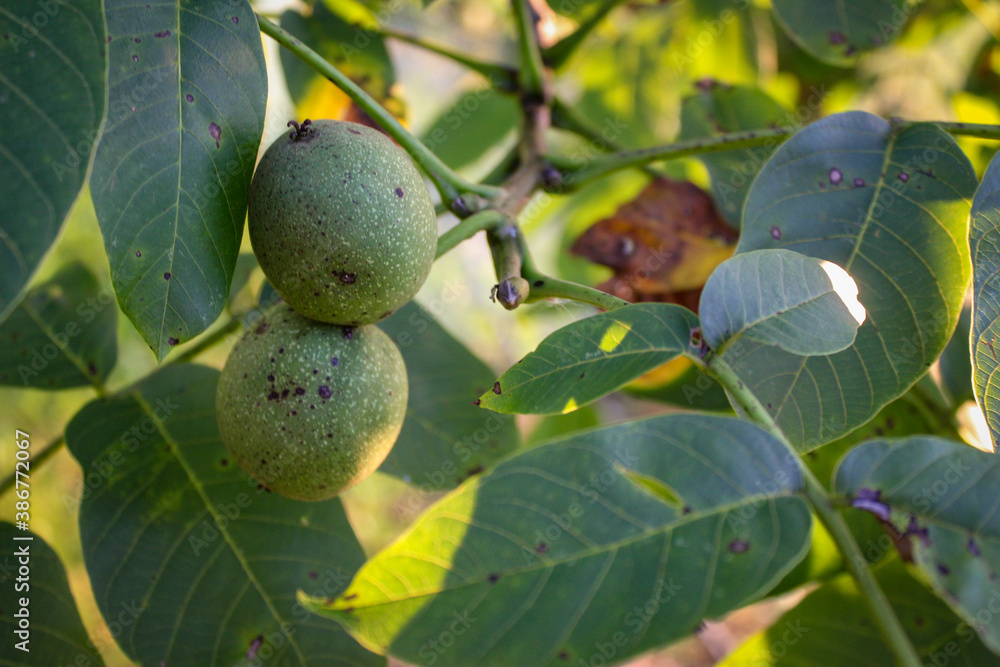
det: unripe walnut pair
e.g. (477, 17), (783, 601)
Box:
(216, 120), (436, 501)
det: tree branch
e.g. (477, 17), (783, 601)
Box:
(511, 0), (547, 102)
(377, 26), (519, 91)
(554, 120), (1000, 190)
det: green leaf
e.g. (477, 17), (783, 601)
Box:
(0, 262), (117, 389)
(678, 84), (790, 227)
(280, 4), (400, 119)
(972, 151), (1000, 449)
(65, 364), (382, 666)
(419, 89), (520, 172)
(700, 249), (864, 356)
(90, 0), (268, 360)
(770, 390), (942, 596)
(836, 437), (1000, 654)
(0, 0), (106, 323)
(730, 112), (976, 450)
(377, 302), (520, 490)
(479, 303), (699, 415)
(0, 523), (104, 666)
(723, 556), (1000, 666)
(770, 0), (913, 66)
(303, 414), (812, 667)
(940, 302), (973, 406)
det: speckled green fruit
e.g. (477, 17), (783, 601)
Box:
(215, 303), (408, 501)
(248, 119), (437, 325)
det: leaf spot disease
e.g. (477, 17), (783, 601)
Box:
(770, 226), (781, 240)
(163, 272), (171, 281)
(186, 94), (194, 103)
(493, 381), (502, 395)
(209, 122), (222, 148)
(318, 385), (332, 399)
(395, 187), (404, 198)
(853, 177), (865, 187)
(829, 168), (843, 185)
(898, 172), (909, 183)
(154, 31), (170, 38)
(728, 539), (750, 554)
(851, 487), (890, 521)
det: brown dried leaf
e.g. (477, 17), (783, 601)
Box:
(570, 177), (736, 309)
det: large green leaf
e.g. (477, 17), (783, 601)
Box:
(478, 303), (699, 415)
(731, 112), (976, 450)
(972, 152), (1000, 449)
(0, 262), (117, 389)
(65, 364), (382, 666)
(700, 249), (864, 356)
(724, 556), (999, 666)
(771, 0), (913, 66)
(377, 302), (520, 490)
(0, 0), (106, 323)
(303, 414), (812, 667)
(90, 0), (267, 360)
(678, 84), (790, 227)
(0, 523), (104, 666)
(836, 437), (1000, 654)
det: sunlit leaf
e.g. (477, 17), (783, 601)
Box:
(972, 152), (1000, 450)
(90, 0), (267, 359)
(701, 249), (864, 356)
(65, 364), (382, 666)
(0, 0), (106, 323)
(303, 414), (811, 667)
(479, 304), (699, 415)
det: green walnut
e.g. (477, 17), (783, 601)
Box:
(215, 303), (408, 501)
(248, 119), (437, 325)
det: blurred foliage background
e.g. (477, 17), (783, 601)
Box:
(2, 0), (999, 664)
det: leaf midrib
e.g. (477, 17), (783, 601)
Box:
(317, 491), (806, 612)
(130, 390), (308, 665)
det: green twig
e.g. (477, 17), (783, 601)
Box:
(436, 210), (510, 259)
(511, 0), (547, 101)
(0, 435), (65, 498)
(698, 354), (922, 667)
(543, 0), (625, 69)
(377, 27), (518, 91)
(523, 273), (629, 310)
(557, 127), (795, 189)
(555, 120), (1000, 190)
(519, 235), (629, 310)
(256, 14), (501, 208)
